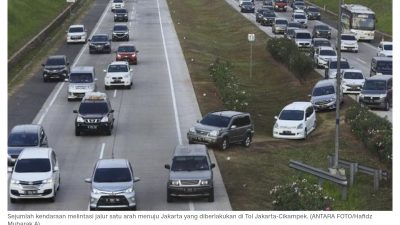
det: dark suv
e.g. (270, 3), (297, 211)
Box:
(42, 55), (70, 82)
(89, 34), (111, 54)
(112, 24), (129, 41)
(114, 8), (128, 22)
(8, 124), (48, 166)
(73, 92), (115, 136)
(165, 144), (215, 202)
(187, 111), (254, 150)
(359, 75), (392, 111)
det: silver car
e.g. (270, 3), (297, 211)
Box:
(85, 159), (140, 210)
(67, 66), (97, 101)
(310, 79), (343, 111)
(272, 18), (288, 34)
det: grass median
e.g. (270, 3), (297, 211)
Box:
(166, 0), (391, 210)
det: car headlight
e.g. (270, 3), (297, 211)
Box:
(209, 130), (219, 137)
(77, 116), (84, 122)
(10, 179), (20, 184)
(274, 123), (279, 129)
(92, 188), (101, 194)
(105, 43), (110, 46)
(100, 116), (109, 122)
(124, 74), (129, 79)
(189, 127), (195, 133)
(379, 94), (386, 99)
(200, 180), (210, 185)
(316, 31), (320, 34)
(170, 180), (179, 186)
(297, 123), (303, 129)
(42, 178), (53, 184)
(123, 187), (133, 193)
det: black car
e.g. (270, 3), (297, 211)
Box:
(114, 8), (128, 22)
(112, 24), (129, 41)
(256, 9), (270, 23)
(305, 6), (321, 20)
(8, 124), (48, 166)
(260, 10), (276, 26)
(41, 55), (70, 82)
(73, 92), (115, 136)
(240, 1), (255, 13)
(312, 25), (331, 39)
(89, 34), (111, 54)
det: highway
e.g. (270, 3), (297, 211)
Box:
(8, 0), (231, 211)
(228, 0), (392, 122)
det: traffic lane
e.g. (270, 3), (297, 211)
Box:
(7, 0), (109, 132)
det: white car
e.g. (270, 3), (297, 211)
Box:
(104, 61), (133, 89)
(338, 33), (358, 53)
(313, 46), (337, 68)
(341, 69), (365, 94)
(273, 102), (316, 140)
(66, 24), (87, 43)
(9, 147), (60, 203)
(293, 29), (312, 49)
(111, 0), (124, 12)
(291, 12), (308, 28)
(377, 41), (392, 57)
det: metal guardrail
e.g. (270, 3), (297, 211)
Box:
(327, 155), (388, 192)
(289, 160), (348, 200)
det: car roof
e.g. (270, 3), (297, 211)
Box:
(19, 147), (52, 159)
(342, 69), (363, 74)
(314, 79), (336, 88)
(69, 24), (84, 28)
(283, 102), (312, 111)
(92, 34), (108, 37)
(109, 61), (129, 66)
(312, 38), (330, 42)
(11, 124), (41, 134)
(341, 33), (356, 37)
(294, 29), (310, 34)
(96, 159), (129, 169)
(209, 110), (247, 118)
(82, 92), (108, 101)
(380, 41), (392, 45)
(318, 46), (334, 51)
(47, 55), (66, 60)
(328, 57), (347, 62)
(372, 56), (392, 61)
(366, 75), (392, 81)
(173, 144), (208, 157)
(275, 18), (288, 21)
(70, 66), (94, 73)
(114, 24), (128, 27)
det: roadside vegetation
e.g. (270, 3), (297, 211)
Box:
(8, 0), (68, 56)
(309, 0), (392, 34)
(167, 0), (391, 210)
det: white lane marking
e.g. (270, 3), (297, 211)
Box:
(99, 143), (106, 159)
(356, 58), (367, 65)
(37, 2), (112, 126)
(113, 89), (117, 98)
(189, 202), (195, 211)
(156, 0), (183, 145)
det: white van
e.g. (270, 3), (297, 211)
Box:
(67, 66), (97, 101)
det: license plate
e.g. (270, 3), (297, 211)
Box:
(283, 131), (292, 135)
(186, 188), (193, 192)
(25, 190), (37, 195)
(88, 125), (97, 129)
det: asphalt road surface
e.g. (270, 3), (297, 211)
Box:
(228, 0), (392, 122)
(8, 0), (231, 211)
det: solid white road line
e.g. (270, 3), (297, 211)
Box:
(156, 0), (183, 145)
(113, 89), (117, 98)
(99, 143), (106, 159)
(356, 58), (367, 65)
(37, 83), (65, 125)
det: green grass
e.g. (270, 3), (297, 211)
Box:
(309, 0), (392, 34)
(167, 0), (392, 210)
(8, 0), (68, 57)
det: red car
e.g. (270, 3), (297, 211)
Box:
(115, 45), (139, 65)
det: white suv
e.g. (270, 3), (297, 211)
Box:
(9, 147), (60, 203)
(377, 41), (392, 57)
(273, 102), (316, 140)
(111, 0), (125, 12)
(66, 24), (87, 43)
(338, 33), (358, 53)
(104, 61), (133, 89)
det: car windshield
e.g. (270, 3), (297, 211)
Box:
(295, 2), (305, 6)
(276, 20), (288, 25)
(115, 9), (127, 13)
(69, 73), (93, 83)
(200, 114), (231, 127)
(308, 7), (319, 12)
(69, 27), (84, 33)
(91, 35), (108, 42)
(320, 50), (336, 56)
(242, 2), (253, 6)
(79, 102), (109, 114)
(296, 32), (311, 39)
(329, 61), (350, 69)
(344, 72), (364, 79)
(264, 11), (276, 17)
(279, 110), (304, 121)
(383, 44), (392, 50)
(108, 64), (129, 72)
(376, 61), (392, 72)
(363, 80), (386, 91)
(118, 46), (136, 52)
(113, 0), (123, 3)
(93, 168), (132, 182)
(294, 14), (306, 19)
(114, 26), (128, 31)
(341, 35), (356, 41)
(14, 159), (51, 173)
(171, 156), (209, 171)
(316, 25), (330, 31)
(8, 133), (38, 147)
(276, 0), (287, 2)
(46, 57), (65, 66)
(313, 86), (335, 96)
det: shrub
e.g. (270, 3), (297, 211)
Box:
(270, 178), (334, 210)
(266, 38), (314, 81)
(208, 59), (249, 111)
(345, 104), (392, 168)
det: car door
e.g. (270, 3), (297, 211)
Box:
(228, 117), (242, 143)
(305, 107), (314, 131)
(51, 151), (60, 190)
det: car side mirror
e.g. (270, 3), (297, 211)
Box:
(103, 69), (107, 73)
(73, 110), (78, 113)
(64, 78), (69, 82)
(53, 166), (59, 172)
(210, 163), (215, 169)
(274, 116), (278, 120)
(84, 178), (92, 183)
(130, 69), (133, 72)
(230, 125), (237, 129)
(164, 164), (171, 169)
(110, 109), (115, 113)
(134, 177), (140, 182)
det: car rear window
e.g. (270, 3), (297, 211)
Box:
(69, 73), (93, 83)
(94, 168), (132, 182)
(8, 133), (39, 147)
(79, 102), (109, 114)
(118, 46), (136, 52)
(279, 110), (304, 121)
(312, 86), (335, 96)
(15, 159), (51, 173)
(200, 114), (231, 128)
(171, 156), (209, 171)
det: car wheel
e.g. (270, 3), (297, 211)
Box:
(303, 128), (308, 140)
(167, 190), (173, 203)
(242, 134), (252, 147)
(10, 198), (17, 203)
(126, 84), (131, 89)
(208, 189), (214, 202)
(220, 137), (229, 150)
(384, 100), (390, 111)
(57, 177), (61, 191)
(105, 128), (112, 136)
(75, 128), (81, 136)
